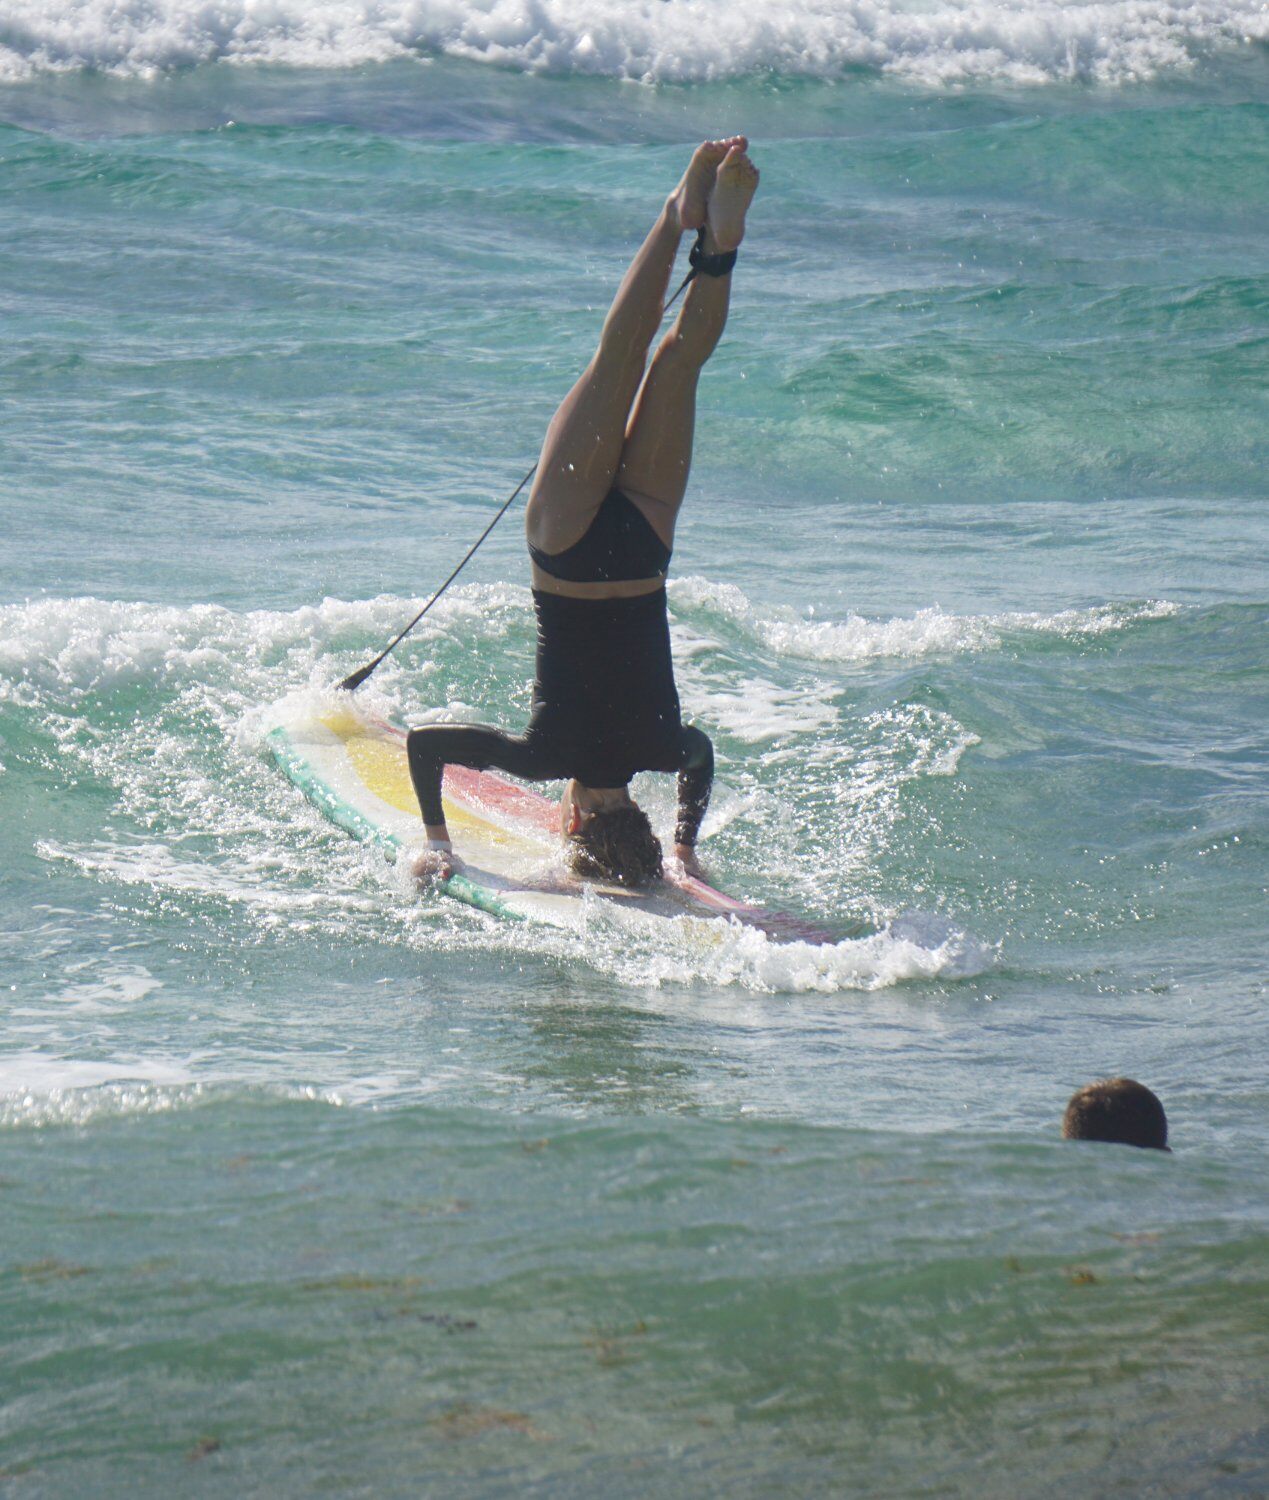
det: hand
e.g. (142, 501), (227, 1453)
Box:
(673, 844), (706, 882)
(410, 840), (457, 884)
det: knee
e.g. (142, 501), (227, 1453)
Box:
(599, 307), (662, 365)
(654, 327), (712, 374)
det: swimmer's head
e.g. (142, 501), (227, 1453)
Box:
(561, 783), (663, 887)
(1062, 1078), (1169, 1151)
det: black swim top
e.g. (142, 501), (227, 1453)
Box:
(528, 487), (672, 583)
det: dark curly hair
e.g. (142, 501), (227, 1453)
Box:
(566, 805), (663, 888)
(1062, 1078), (1169, 1151)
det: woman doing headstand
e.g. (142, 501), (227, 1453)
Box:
(408, 138), (759, 887)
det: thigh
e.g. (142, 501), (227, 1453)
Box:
(525, 350), (649, 555)
(613, 346), (700, 532)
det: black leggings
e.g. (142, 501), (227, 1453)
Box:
(407, 721), (714, 848)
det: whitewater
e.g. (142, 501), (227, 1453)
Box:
(2, 0), (1268, 85)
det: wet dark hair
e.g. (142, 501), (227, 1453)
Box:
(1062, 1078), (1169, 1151)
(566, 805), (663, 888)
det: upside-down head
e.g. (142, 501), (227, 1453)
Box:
(564, 798), (663, 888)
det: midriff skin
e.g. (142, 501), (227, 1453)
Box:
(528, 565), (666, 599)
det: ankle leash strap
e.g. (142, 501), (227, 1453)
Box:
(662, 227), (738, 315)
(688, 225), (738, 279)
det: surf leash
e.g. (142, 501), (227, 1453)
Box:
(338, 233), (710, 694)
(338, 462), (536, 692)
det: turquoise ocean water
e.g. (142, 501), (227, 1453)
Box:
(2, 3), (1267, 1492)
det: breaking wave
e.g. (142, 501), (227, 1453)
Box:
(1, 0), (1265, 87)
(0, 586), (1016, 992)
(668, 578), (1181, 665)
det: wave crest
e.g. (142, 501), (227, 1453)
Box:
(669, 577), (1181, 665)
(0, 0), (1264, 86)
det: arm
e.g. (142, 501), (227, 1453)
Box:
(405, 722), (552, 881)
(406, 727), (453, 844)
(405, 726), (462, 880)
(673, 726), (714, 877)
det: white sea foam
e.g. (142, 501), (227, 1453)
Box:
(0, 1051), (197, 1115)
(48, 961), (163, 1015)
(684, 677), (840, 745)
(0, 587), (1012, 991)
(0, 0), (1262, 86)
(0, 1071), (353, 1127)
(36, 838), (386, 917)
(669, 577), (1181, 665)
(0, 588), (527, 703)
(566, 894), (995, 992)
(0, 586), (1176, 716)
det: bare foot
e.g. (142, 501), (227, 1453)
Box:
(705, 143), (759, 253)
(673, 137), (746, 233)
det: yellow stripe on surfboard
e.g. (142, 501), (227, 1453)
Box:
(318, 709), (544, 854)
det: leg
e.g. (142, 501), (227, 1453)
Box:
(614, 266), (731, 518)
(525, 140), (739, 556)
(616, 143), (759, 528)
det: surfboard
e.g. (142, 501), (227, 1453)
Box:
(268, 702), (833, 943)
